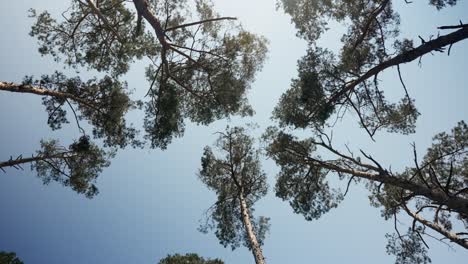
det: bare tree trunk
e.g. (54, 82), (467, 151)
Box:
(239, 190), (266, 264)
(0, 153), (70, 171)
(0, 82), (99, 111)
(0, 156), (43, 169)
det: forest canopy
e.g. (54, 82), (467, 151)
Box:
(0, 0), (467, 264)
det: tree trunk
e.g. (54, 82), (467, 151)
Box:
(132, 0), (168, 47)
(0, 153), (69, 170)
(0, 82), (99, 111)
(316, 159), (468, 217)
(0, 156), (43, 169)
(238, 190), (266, 264)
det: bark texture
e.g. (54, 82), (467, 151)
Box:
(0, 82), (98, 110)
(239, 190), (267, 264)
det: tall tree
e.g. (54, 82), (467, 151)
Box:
(25, 0), (268, 149)
(267, 0), (468, 263)
(1, 0), (267, 195)
(199, 126), (269, 264)
(157, 253), (223, 264)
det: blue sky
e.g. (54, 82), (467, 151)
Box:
(0, 0), (467, 263)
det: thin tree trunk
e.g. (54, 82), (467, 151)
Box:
(0, 156), (44, 169)
(0, 82), (99, 111)
(0, 153), (70, 170)
(238, 190), (266, 264)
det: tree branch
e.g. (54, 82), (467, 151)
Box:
(83, 0), (124, 42)
(165, 17), (237, 32)
(323, 26), (468, 111)
(0, 82), (100, 112)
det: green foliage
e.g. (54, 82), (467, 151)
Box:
(429, 0), (458, 10)
(0, 252), (24, 264)
(266, 120), (468, 261)
(276, 0), (423, 135)
(157, 253), (223, 264)
(32, 136), (113, 198)
(143, 28), (266, 147)
(199, 126), (269, 250)
(144, 82), (184, 149)
(369, 121), (468, 225)
(23, 73), (141, 148)
(28, 0), (268, 149)
(273, 71), (333, 129)
(386, 228), (431, 264)
(29, 1), (156, 77)
(263, 128), (343, 220)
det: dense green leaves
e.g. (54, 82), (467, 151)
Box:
(157, 253), (223, 264)
(265, 120), (468, 261)
(0, 252), (24, 264)
(429, 0), (458, 9)
(264, 128), (343, 220)
(29, 1), (156, 77)
(273, 70), (333, 128)
(143, 28), (267, 147)
(23, 73), (140, 148)
(3, 0), (268, 199)
(28, 0), (268, 148)
(272, 1), (467, 260)
(386, 228), (431, 264)
(276, 0), (424, 136)
(32, 136), (113, 198)
(370, 121), (468, 225)
(144, 82), (184, 149)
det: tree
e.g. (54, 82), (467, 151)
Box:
(25, 0), (267, 148)
(0, 251), (24, 264)
(1, 0), (267, 195)
(199, 126), (269, 264)
(266, 0), (468, 262)
(157, 253), (223, 264)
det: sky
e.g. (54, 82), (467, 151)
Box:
(0, 0), (467, 263)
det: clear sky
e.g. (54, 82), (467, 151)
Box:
(0, 1), (467, 263)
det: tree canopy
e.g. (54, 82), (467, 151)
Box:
(1, 0), (467, 263)
(0, 0), (267, 197)
(266, 0), (468, 262)
(27, 0), (268, 149)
